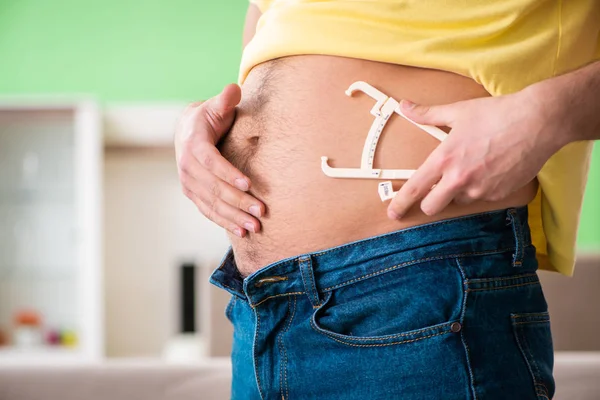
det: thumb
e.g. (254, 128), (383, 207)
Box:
(399, 99), (457, 128)
(201, 83), (242, 141)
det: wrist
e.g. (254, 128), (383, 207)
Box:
(521, 79), (573, 151)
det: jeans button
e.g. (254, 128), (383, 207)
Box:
(450, 322), (462, 333)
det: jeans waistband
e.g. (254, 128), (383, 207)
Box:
(209, 206), (531, 307)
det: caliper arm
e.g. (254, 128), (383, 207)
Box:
(321, 81), (448, 201)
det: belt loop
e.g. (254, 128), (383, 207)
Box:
(299, 256), (321, 308)
(506, 208), (524, 267)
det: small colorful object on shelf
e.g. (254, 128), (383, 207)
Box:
(60, 330), (78, 348)
(13, 309), (43, 348)
(0, 328), (8, 346)
(45, 329), (61, 346)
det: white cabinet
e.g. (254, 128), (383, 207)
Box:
(0, 100), (102, 364)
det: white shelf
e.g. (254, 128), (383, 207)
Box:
(0, 101), (103, 365)
(0, 346), (90, 366)
(103, 103), (185, 147)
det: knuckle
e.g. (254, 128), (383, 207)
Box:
(236, 196), (245, 211)
(234, 214), (248, 228)
(208, 180), (221, 198)
(178, 152), (192, 173)
(450, 173), (470, 190)
(207, 194), (220, 214)
(203, 206), (215, 223)
(438, 153), (453, 168)
(201, 152), (214, 169)
(204, 106), (224, 129)
(236, 193), (253, 211)
(201, 199), (217, 221)
(416, 105), (431, 116)
(179, 172), (190, 186)
(466, 187), (485, 199)
(404, 184), (422, 200)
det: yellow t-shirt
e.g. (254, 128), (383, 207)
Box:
(240, 0), (600, 277)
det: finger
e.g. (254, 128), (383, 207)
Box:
(388, 161), (443, 219)
(181, 169), (263, 232)
(399, 99), (461, 128)
(182, 142), (252, 192)
(419, 176), (465, 216)
(187, 182), (259, 236)
(190, 192), (247, 238)
(199, 84), (242, 142)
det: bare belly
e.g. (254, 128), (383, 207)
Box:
(219, 55), (538, 277)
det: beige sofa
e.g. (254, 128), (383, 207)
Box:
(0, 353), (599, 400)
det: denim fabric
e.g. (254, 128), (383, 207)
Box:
(210, 206), (555, 400)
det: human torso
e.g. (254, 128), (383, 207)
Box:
(219, 56), (539, 276)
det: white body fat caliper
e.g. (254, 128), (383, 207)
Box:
(321, 81), (449, 201)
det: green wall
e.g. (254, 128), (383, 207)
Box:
(0, 0), (245, 101)
(580, 144), (600, 250)
(0, 0), (598, 249)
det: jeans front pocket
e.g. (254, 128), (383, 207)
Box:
(511, 311), (555, 400)
(310, 257), (465, 347)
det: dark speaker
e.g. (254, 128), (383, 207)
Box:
(180, 262), (196, 333)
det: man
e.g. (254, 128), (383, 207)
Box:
(176, 1), (599, 398)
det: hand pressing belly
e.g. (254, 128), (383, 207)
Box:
(218, 55), (539, 277)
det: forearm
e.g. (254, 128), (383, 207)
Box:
(529, 60), (600, 145)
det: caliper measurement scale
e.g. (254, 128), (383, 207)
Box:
(321, 81), (449, 201)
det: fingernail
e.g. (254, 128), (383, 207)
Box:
(235, 178), (249, 191)
(233, 228), (243, 238)
(388, 209), (400, 220)
(243, 222), (255, 233)
(249, 205), (261, 218)
(401, 100), (415, 110)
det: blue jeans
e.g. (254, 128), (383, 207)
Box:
(210, 206), (555, 400)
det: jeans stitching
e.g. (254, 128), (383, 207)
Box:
(321, 248), (514, 292)
(310, 291), (457, 344)
(306, 260), (320, 306)
(277, 296), (296, 400)
(307, 208), (523, 259)
(511, 311), (550, 319)
(252, 292), (306, 308)
(299, 258), (319, 307)
(466, 281), (541, 292)
(253, 308), (265, 400)
(218, 280), (240, 295)
(299, 264), (312, 305)
(277, 299), (288, 400)
(456, 258), (478, 400)
(313, 328), (452, 348)
(511, 315), (551, 400)
(512, 320), (551, 326)
(315, 320), (455, 342)
(225, 295), (236, 322)
(468, 273), (538, 283)
(311, 290), (454, 341)
(525, 335), (549, 399)
(284, 296), (297, 400)
(507, 208), (524, 267)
